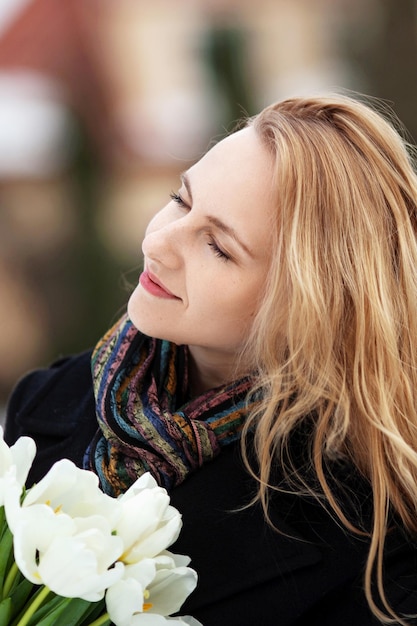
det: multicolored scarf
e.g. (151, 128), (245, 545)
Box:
(84, 314), (255, 496)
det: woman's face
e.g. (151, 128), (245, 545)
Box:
(128, 126), (275, 377)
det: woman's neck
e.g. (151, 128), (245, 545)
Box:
(187, 345), (241, 396)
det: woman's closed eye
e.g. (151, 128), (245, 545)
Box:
(170, 191), (189, 208)
(208, 239), (230, 261)
(170, 190), (230, 261)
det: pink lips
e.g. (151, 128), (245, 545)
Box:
(139, 270), (178, 299)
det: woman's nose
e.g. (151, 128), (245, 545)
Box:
(142, 222), (183, 269)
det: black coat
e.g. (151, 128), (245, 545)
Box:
(5, 352), (417, 625)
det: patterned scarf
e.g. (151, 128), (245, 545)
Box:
(84, 314), (255, 496)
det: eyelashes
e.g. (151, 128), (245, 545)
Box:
(170, 191), (187, 207)
(208, 240), (230, 261)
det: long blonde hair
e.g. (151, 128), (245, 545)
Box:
(242, 94), (417, 624)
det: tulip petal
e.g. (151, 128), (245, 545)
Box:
(9, 436), (37, 486)
(13, 505), (75, 584)
(23, 459), (121, 525)
(106, 577), (145, 626)
(39, 534), (124, 601)
(116, 492), (182, 564)
(147, 568), (198, 616)
(0, 428), (36, 506)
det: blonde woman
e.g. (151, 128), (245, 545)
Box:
(6, 94), (417, 624)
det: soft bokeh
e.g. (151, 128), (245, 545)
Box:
(0, 0), (416, 405)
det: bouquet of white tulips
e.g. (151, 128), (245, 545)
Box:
(0, 428), (201, 626)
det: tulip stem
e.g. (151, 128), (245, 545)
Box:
(2, 561), (19, 598)
(86, 612), (111, 626)
(16, 585), (51, 626)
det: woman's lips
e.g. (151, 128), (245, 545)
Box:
(139, 270), (179, 299)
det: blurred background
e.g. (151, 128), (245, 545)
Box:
(1, 0), (416, 408)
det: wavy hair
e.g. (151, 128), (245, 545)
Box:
(241, 94), (417, 624)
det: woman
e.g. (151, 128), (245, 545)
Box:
(5, 94), (417, 625)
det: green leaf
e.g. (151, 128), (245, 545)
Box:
(0, 526), (15, 592)
(0, 597), (12, 626)
(79, 600), (109, 626)
(13, 586), (52, 626)
(9, 578), (35, 619)
(0, 508), (6, 537)
(49, 598), (104, 626)
(28, 596), (71, 626)
(29, 596), (107, 626)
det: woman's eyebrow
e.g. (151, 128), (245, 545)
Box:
(180, 171), (254, 258)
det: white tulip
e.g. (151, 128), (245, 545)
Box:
(0, 449), (199, 624)
(23, 458), (121, 521)
(5, 458), (127, 602)
(12, 499), (124, 600)
(115, 474), (182, 564)
(106, 549), (198, 626)
(103, 475), (199, 626)
(0, 426), (36, 505)
(6, 458), (122, 532)
(106, 558), (157, 625)
(145, 552), (198, 617)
